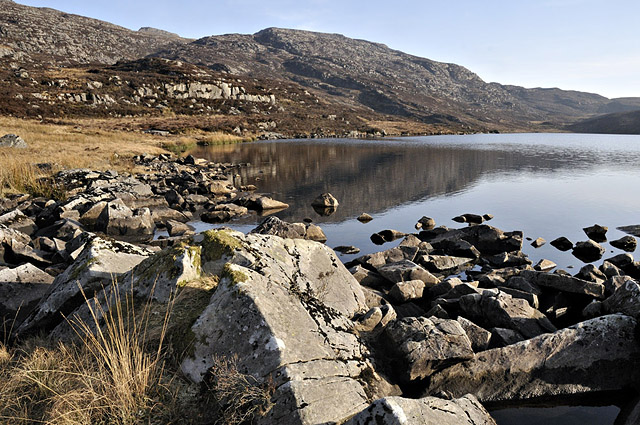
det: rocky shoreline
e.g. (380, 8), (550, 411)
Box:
(1, 154), (640, 424)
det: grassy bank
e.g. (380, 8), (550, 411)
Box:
(0, 116), (250, 197)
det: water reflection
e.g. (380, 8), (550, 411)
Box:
(188, 133), (640, 271)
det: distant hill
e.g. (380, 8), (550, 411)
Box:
(567, 110), (640, 134)
(2, 1), (640, 134)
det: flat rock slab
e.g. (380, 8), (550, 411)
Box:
(426, 315), (640, 403)
(519, 270), (605, 298)
(344, 394), (496, 425)
(618, 225), (640, 237)
(183, 230), (372, 425)
(17, 236), (151, 335)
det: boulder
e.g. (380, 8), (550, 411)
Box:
(384, 317), (474, 382)
(0, 134), (27, 148)
(357, 213), (373, 222)
(416, 216), (436, 230)
(344, 394), (497, 425)
(17, 236), (151, 335)
(534, 259), (556, 272)
(574, 264), (606, 284)
(0, 209), (37, 236)
(422, 254), (475, 273)
(426, 315), (640, 403)
(95, 199), (154, 241)
(602, 278), (640, 318)
(610, 235), (637, 252)
(182, 230), (375, 424)
(78, 201), (108, 228)
(531, 237), (545, 248)
(456, 316), (491, 352)
(166, 219), (193, 237)
(583, 224), (608, 242)
(376, 260), (439, 286)
(389, 280), (425, 303)
(550, 236), (573, 251)
(572, 240), (605, 262)
(0, 263), (53, 324)
(235, 194), (289, 211)
(424, 225), (522, 255)
(349, 264), (389, 289)
(458, 291), (556, 339)
(519, 270), (604, 298)
(251, 216), (326, 242)
(311, 192), (339, 208)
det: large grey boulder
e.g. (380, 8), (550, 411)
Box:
(0, 209), (37, 236)
(0, 224), (31, 264)
(182, 230), (375, 425)
(383, 317), (474, 382)
(458, 291), (556, 339)
(376, 260), (439, 286)
(16, 236), (151, 335)
(426, 315), (640, 403)
(344, 394), (496, 425)
(0, 134), (27, 148)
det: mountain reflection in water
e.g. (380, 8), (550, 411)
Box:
(188, 133), (640, 271)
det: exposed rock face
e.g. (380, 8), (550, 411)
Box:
(602, 278), (640, 318)
(182, 230), (375, 424)
(519, 270), (605, 298)
(95, 199), (154, 242)
(0, 263), (53, 323)
(384, 317), (474, 382)
(426, 315), (640, 402)
(344, 394), (497, 425)
(17, 236), (151, 335)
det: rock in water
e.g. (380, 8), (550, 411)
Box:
(311, 192), (339, 208)
(426, 315), (640, 403)
(357, 213), (373, 222)
(583, 224), (608, 242)
(610, 235), (637, 252)
(572, 239), (605, 262)
(550, 236), (573, 251)
(0, 134), (27, 148)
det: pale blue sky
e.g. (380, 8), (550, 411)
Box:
(15, 0), (640, 98)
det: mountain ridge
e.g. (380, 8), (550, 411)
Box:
(2, 2), (640, 134)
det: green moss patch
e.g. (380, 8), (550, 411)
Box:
(201, 229), (243, 263)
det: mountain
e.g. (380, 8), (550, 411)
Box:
(2, 1), (640, 134)
(0, 0), (188, 65)
(567, 110), (640, 134)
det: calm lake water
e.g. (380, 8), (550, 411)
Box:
(189, 133), (640, 272)
(188, 133), (640, 424)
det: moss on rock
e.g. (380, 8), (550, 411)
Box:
(201, 229), (243, 263)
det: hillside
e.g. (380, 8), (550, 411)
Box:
(567, 109), (640, 134)
(2, 1), (640, 134)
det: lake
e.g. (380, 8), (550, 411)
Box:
(189, 133), (640, 272)
(188, 132), (640, 424)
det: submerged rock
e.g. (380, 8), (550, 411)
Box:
(311, 192), (339, 208)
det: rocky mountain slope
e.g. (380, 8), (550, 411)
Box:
(0, 0), (188, 65)
(2, 1), (640, 134)
(567, 109), (640, 134)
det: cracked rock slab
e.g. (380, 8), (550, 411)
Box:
(343, 394), (496, 425)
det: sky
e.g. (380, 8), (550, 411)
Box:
(14, 0), (640, 99)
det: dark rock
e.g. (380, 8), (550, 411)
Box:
(503, 276), (542, 295)
(394, 302), (427, 319)
(519, 270), (605, 298)
(440, 282), (482, 300)
(166, 219), (193, 237)
(583, 224), (608, 242)
(422, 254), (475, 274)
(602, 278), (640, 318)
(574, 264), (606, 284)
(425, 225), (522, 255)
(426, 315), (640, 403)
(425, 304), (450, 319)
(534, 259), (556, 272)
(550, 236), (573, 251)
(582, 300), (603, 319)
(234, 193), (289, 211)
(484, 251), (532, 268)
(605, 253), (634, 269)
(458, 291), (556, 339)
(0, 209), (37, 236)
(430, 238), (480, 258)
(610, 235), (637, 252)
(416, 216), (436, 230)
(384, 317), (474, 382)
(334, 245), (360, 255)
(250, 216), (326, 242)
(531, 237), (545, 248)
(456, 316), (491, 352)
(312, 205), (337, 216)
(572, 240), (605, 262)
(430, 277), (467, 298)
(617, 225), (640, 237)
(349, 264), (389, 289)
(311, 192), (339, 208)
(357, 213), (373, 222)
(600, 261), (622, 278)
(95, 199), (154, 242)
(489, 327), (524, 347)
